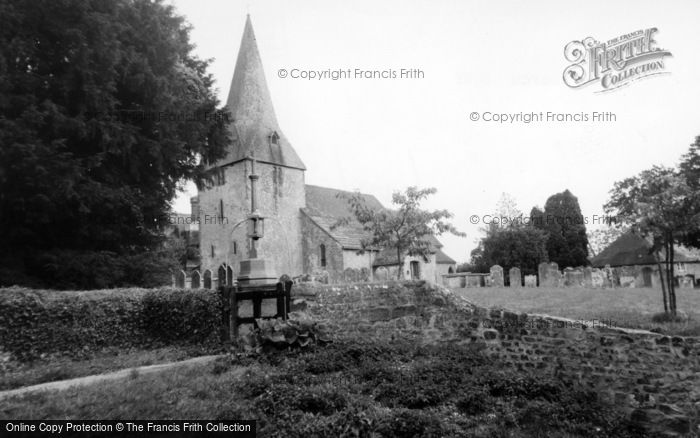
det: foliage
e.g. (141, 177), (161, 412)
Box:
(13, 234), (184, 290)
(540, 189), (590, 268)
(677, 135), (700, 249)
(470, 227), (548, 276)
(587, 225), (629, 258)
(240, 317), (332, 353)
(605, 165), (697, 315)
(0, 0), (231, 285)
(338, 187), (465, 279)
(0, 287), (222, 361)
(0, 336), (647, 437)
(455, 262), (478, 273)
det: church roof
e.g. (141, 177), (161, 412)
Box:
(222, 16), (305, 170)
(435, 248), (456, 264)
(303, 185), (382, 250)
(303, 185), (452, 264)
(305, 184), (383, 218)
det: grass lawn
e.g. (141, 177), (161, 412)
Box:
(0, 337), (645, 437)
(453, 286), (700, 336)
(0, 345), (223, 391)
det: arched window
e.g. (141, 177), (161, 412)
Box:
(320, 244), (327, 268)
(233, 240), (237, 255)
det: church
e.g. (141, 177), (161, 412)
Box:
(191, 16), (456, 285)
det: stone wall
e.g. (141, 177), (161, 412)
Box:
(292, 281), (699, 436)
(300, 213), (344, 283)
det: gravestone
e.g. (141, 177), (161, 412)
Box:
(360, 267), (371, 282)
(583, 267), (593, 288)
(490, 265), (504, 287)
(538, 262), (560, 287)
(343, 268), (356, 283)
(564, 267), (584, 287)
(375, 266), (388, 282)
(524, 275), (537, 287)
(509, 267), (522, 288)
(604, 264), (614, 288)
(591, 268), (604, 288)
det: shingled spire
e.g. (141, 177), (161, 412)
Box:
(224, 15), (305, 170)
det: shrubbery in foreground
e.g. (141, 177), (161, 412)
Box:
(0, 287), (222, 361)
(222, 338), (646, 438)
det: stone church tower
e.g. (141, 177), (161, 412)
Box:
(195, 16), (306, 282)
(192, 16), (457, 286)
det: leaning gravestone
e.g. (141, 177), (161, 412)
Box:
(490, 265), (504, 287)
(509, 267), (522, 288)
(524, 275), (537, 287)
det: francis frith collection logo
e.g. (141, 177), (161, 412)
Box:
(563, 28), (672, 92)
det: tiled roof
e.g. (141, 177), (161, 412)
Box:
(435, 248), (456, 264)
(303, 214), (371, 250)
(590, 232), (698, 267)
(303, 185), (383, 250)
(303, 184), (456, 265)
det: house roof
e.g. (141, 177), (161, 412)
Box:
(590, 231), (698, 267)
(221, 16), (305, 170)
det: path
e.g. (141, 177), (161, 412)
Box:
(0, 355), (224, 401)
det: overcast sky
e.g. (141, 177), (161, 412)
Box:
(169, 0), (700, 263)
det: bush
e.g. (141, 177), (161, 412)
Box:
(4, 240), (183, 290)
(0, 287), (222, 361)
(651, 311), (688, 324)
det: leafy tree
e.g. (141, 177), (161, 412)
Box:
(339, 187), (465, 279)
(605, 166), (696, 316)
(486, 192), (524, 232)
(587, 225), (628, 258)
(470, 227), (548, 276)
(541, 190), (589, 267)
(529, 206), (545, 230)
(678, 135), (700, 249)
(0, 0), (230, 287)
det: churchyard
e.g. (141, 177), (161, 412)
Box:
(1, 280), (699, 436)
(455, 286), (700, 337)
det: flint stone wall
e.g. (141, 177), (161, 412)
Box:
(293, 281), (699, 436)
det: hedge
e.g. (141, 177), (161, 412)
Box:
(0, 287), (223, 361)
